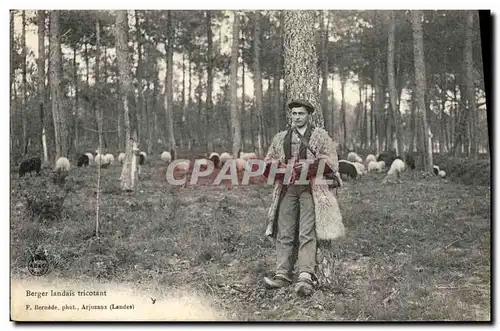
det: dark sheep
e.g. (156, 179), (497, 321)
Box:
(404, 152), (416, 170)
(433, 165), (440, 176)
(19, 156), (42, 177)
(377, 150), (397, 168)
(138, 153), (145, 165)
(77, 154), (90, 167)
(339, 160), (358, 179)
(210, 154), (221, 168)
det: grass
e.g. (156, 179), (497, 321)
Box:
(10, 156), (491, 321)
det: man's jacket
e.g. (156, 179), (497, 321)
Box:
(263, 126), (345, 241)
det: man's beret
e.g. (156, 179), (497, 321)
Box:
(288, 99), (315, 113)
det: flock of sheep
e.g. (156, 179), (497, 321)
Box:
(17, 146), (447, 187)
(16, 148), (262, 183)
(338, 150), (447, 183)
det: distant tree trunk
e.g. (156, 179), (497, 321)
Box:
(240, 34), (246, 150)
(10, 10), (15, 107)
(196, 69), (203, 146)
(206, 10), (214, 153)
(152, 56), (159, 151)
(411, 10), (433, 171)
(409, 89), (416, 153)
(253, 12), (264, 157)
(72, 47), (79, 154)
(465, 10), (478, 159)
(95, 19), (104, 154)
(439, 73), (447, 154)
(135, 10), (145, 149)
(453, 76), (468, 156)
(374, 62), (383, 154)
(37, 10), (48, 164)
(387, 10), (404, 156)
(49, 10), (68, 159)
(21, 10), (28, 154)
(320, 11), (330, 135)
(230, 12), (241, 156)
(164, 11), (176, 151)
(181, 53), (187, 149)
(340, 75), (346, 150)
(275, 11), (285, 135)
(363, 84), (369, 150)
(116, 10), (137, 192)
(187, 50), (193, 149)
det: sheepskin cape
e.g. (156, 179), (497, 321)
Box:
(264, 127), (345, 241)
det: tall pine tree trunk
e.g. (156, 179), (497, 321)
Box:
(320, 11), (330, 135)
(283, 10), (323, 128)
(411, 10), (433, 171)
(116, 10), (138, 192)
(241, 36), (246, 150)
(164, 11), (176, 151)
(95, 19), (104, 153)
(21, 10), (28, 154)
(230, 12), (241, 156)
(340, 76), (346, 150)
(465, 10), (478, 159)
(387, 10), (404, 156)
(253, 12), (264, 156)
(49, 10), (68, 160)
(37, 10), (48, 164)
(206, 11), (214, 153)
(135, 11), (145, 148)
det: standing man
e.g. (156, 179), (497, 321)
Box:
(262, 99), (345, 297)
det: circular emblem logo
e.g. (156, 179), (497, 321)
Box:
(27, 254), (49, 276)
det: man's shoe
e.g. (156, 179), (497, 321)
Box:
(264, 275), (291, 289)
(295, 273), (314, 297)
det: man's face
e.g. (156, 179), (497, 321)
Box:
(291, 106), (310, 128)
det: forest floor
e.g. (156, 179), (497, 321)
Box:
(10, 157), (491, 321)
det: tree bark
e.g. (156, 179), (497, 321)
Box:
(206, 11), (214, 153)
(411, 10), (433, 171)
(464, 10), (478, 159)
(37, 10), (48, 164)
(116, 10), (138, 192)
(387, 10), (404, 156)
(164, 11), (176, 151)
(95, 19), (104, 153)
(253, 11), (264, 156)
(21, 10), (28, 154)
(283, 10), (323, 128)
(230, 12), (241, 156)
(135, 11), (145, 149)
(320, 11), (330, 136)
(49, 10), (68, 159)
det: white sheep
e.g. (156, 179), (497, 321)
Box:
(347, 151), (363, 163)
(104, 153), (114, 165)
(55, 157), (70, 172)
(240, 152), (257, 161)
(376, 160), (386, 173)
(85, 153), (94, 165)
(161, 151), (172, 164)
(365, 154), (376, 164)
(382, 158), (405, 183)
(118, 152), (126, 164)
(353, 162), (367, 176)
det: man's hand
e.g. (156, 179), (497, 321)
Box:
(293, 162), (303, 173)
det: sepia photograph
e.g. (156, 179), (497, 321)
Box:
(8, 8), (491, 322)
